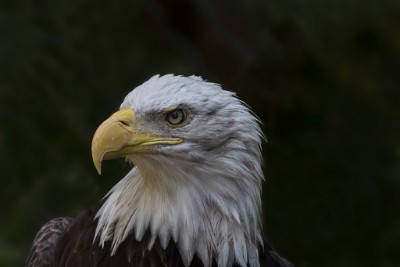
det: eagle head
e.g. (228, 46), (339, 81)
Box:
(91, 74), (265, 267)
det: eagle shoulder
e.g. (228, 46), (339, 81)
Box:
(52, 204), (208, 267)
(260, 240), (294, 267)
(27, 206), (293, 267)
(26, 217), (73, 267)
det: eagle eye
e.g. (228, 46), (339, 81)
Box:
(166, 109), (186, 125)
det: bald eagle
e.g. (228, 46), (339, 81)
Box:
(27, 75), (293, 267)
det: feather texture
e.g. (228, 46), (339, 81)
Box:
(27, 203), (292, 266)
(26, 217), (73, 267)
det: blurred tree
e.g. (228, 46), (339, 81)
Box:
(0, 0), (399, 266)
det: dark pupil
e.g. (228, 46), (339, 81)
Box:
(171, 110), (179, 120)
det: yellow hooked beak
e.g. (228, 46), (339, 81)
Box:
(91, 108), (183, 174)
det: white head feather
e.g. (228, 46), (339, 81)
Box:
(94, 74), (265, 267)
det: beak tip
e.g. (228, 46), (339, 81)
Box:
(94, 161), (102, 175)
(92, 138), (104, 175)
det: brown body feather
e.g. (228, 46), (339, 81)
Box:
(26, 217), (73, 267)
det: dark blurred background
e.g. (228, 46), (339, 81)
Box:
(1, 0), (399, 266)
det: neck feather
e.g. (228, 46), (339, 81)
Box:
(94, 154), (264, 267)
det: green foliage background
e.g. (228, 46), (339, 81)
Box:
(1, 1), (399, 266)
